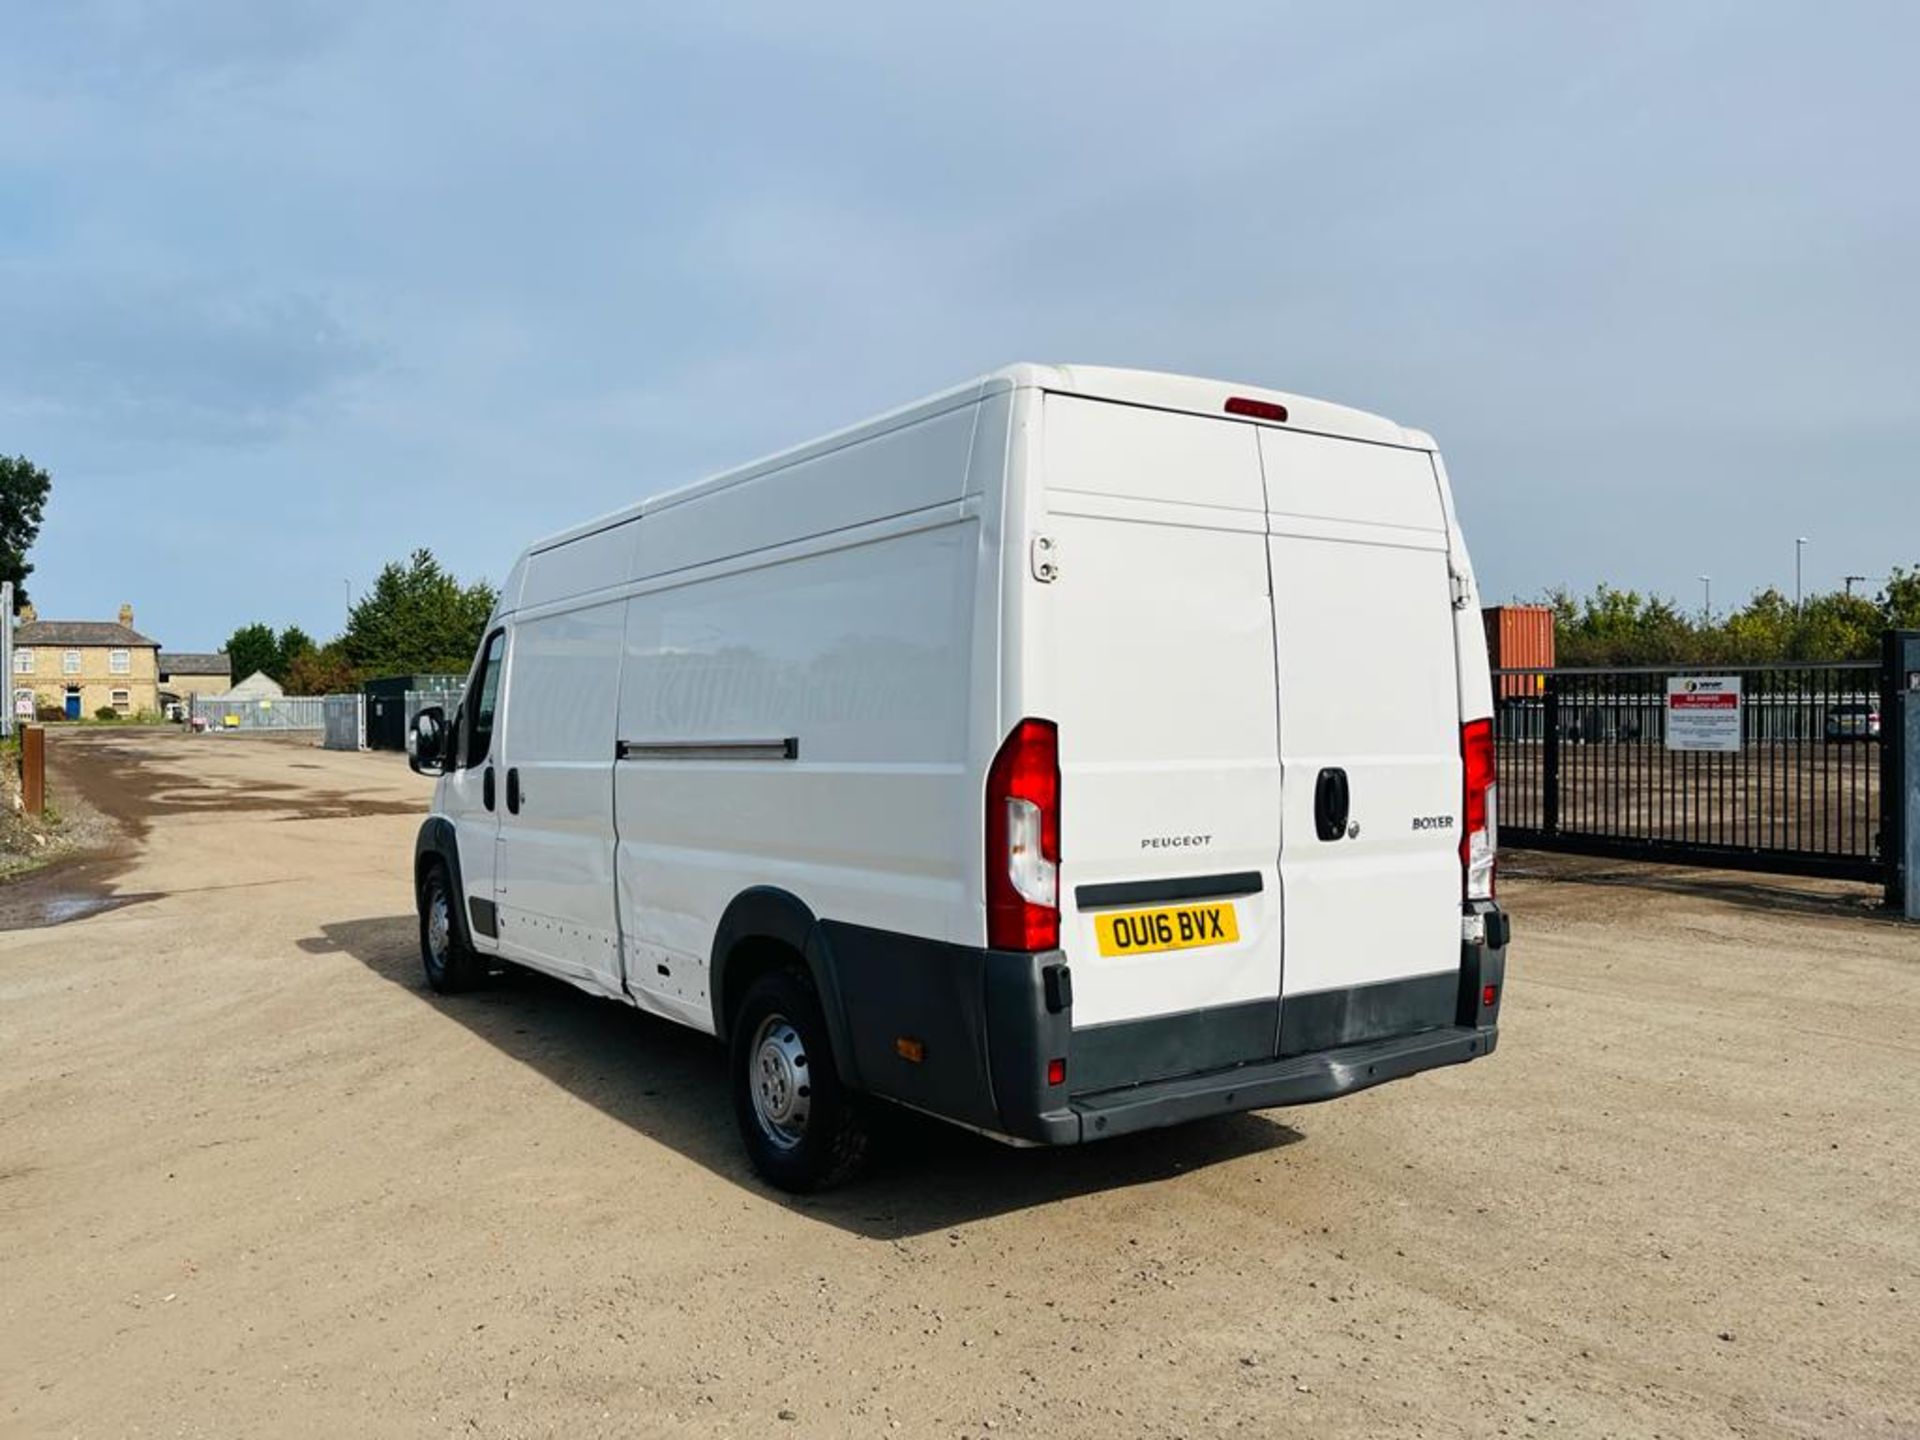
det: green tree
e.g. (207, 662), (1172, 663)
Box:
(1882, 566), (1920, 631)
(0, 454), (53, 608)
(1548, 585), (1698, 666)
(224, 622), (281, 684)
(338, 549), (496, 675)
(276, 625), (316, 679)
(285, 642), (359, 696)
(1793, 590), (1881, 662)
(1713, 588), (1796, 664)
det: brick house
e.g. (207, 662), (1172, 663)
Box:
(158, 652), (233, 703)
(12, 604), (163, 720)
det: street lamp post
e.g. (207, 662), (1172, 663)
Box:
(1795, 537), (1809, 613)
(1698, 574), (1712, 623)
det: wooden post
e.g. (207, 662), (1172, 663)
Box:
(20, 724), (45, 816)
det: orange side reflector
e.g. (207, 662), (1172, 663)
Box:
(895, 1037), (926, 1064)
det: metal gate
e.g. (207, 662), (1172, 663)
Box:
(1495, 659), (1888, 883)
(322, 695), (365, 751)
(190, 694), (328, 733)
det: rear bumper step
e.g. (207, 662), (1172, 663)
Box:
(1062, 1024), (1497, 1142)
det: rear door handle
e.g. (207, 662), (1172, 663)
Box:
(506, 768), (523, 815)
(1314, 767), (1351, 841)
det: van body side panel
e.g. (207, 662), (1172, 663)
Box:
(638, 403), (978, 580)
(1035, 397), (1285, 1047)
(493, 600), (627, 996)
(613, 407), (984, 1029)
(521, 519), (642, 611)
(1258, 429), (1464, 1000)
(1430, 452), (1496, 726)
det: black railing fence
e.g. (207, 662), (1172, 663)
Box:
(1494, 660), (1887, 883)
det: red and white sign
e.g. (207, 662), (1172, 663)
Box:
(1666, 675), (1743, 753)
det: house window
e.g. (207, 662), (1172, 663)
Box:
(110, 648), (131, 675)
(111, 689), (132, 714)
(11, 648), (31, 675)
(63, 650), (82, 675)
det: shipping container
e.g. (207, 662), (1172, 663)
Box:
(1483, 606), (1555, 697)
(363, 673), (465, 751)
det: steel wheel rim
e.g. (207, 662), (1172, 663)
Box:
(427, 888), (452, 971)
(749, 1013), (812, 1151)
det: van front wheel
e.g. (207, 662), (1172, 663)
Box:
(420, 864), (486, 994)
(730, 968), (869, 1192)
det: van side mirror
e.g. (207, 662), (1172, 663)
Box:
(409, 706), (448, 776)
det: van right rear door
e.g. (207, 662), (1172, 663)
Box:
(1257, 429), (1465, 1053)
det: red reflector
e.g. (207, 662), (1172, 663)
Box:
(1224, 396), (1287, 423)
(1047, 1058), (1067, 1087)
(1482, 984), (1498, 1008)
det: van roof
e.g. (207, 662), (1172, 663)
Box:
(527, 363), (1431, 556)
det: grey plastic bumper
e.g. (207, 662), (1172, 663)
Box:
(1057, 1023), (1498, 1143)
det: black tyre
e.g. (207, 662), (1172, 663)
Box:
(419, 864), (487, 994)
(729, 966), (870, 1193)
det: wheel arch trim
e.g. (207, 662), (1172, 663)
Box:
(414, 817), (475, 953)
(709, 886), (861, 1090)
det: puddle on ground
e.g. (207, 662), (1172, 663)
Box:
(0, 852), (160, 933)
(8, 891), (157, 929)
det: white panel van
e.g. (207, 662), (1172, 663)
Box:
(409, 364), (1509, 1192)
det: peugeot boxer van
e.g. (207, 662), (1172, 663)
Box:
(409, 364), (1509, 1192)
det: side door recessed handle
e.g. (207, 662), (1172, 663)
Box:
(1314, 767), (1351, 842)
(483, 767), (496, 812)
(506, 768), (522, 815)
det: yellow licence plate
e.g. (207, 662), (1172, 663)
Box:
(1094, 902), (1240, 957)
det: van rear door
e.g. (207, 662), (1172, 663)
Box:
(1038, 396), (1286, 1090)
(1257, 429), (1464, 1049)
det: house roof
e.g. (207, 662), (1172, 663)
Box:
(159, 652), (232, 676)
(15, 620), (160, 648)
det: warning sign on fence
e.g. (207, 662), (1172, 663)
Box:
(1666, 675), (1743, 752)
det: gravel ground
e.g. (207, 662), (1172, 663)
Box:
(0, 728), (123, 886)
(1, 729), (1916, 1438)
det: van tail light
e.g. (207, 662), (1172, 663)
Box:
(986, 718), (1061, 951)
(1461, 717), (1497, 901)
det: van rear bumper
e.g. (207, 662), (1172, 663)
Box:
(1055, 1024), (1496, 1144)
(815, 902), (1506, 1148)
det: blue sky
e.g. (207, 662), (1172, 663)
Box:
(2, 2), (1914, 648)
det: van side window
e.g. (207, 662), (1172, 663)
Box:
(463, 631), (506, 768)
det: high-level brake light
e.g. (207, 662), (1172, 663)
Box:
(986, 718), (1061, 951)
(1461, 717), (1497, 901)
(1224, 396), (1288, 423)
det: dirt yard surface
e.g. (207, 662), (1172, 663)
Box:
(2, 731), (1916, 1439)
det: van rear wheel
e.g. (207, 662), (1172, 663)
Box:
(730, 967), (869, 1192)
(420, 864), (486, 994)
